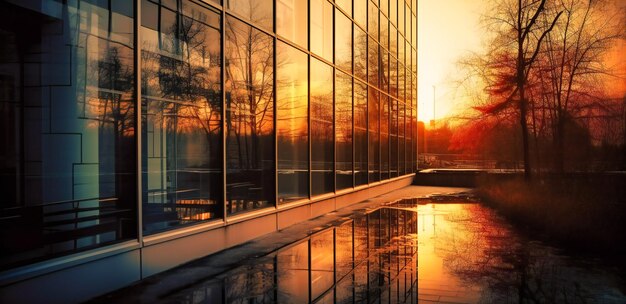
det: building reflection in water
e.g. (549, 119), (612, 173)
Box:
(164, 199), (419, 303)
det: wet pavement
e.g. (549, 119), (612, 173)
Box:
(417, 203), (626, 303)
(91, 186), (626, 303)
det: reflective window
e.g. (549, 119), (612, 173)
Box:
(399, 37), (405, 68)
(381, 0), (389, 16)
(390, 0), (397, 26)
(310, 58), (334, 196)
(412, 14), (417, 46)
(277, 42), (309, 203)
(380, 12), (389, 50)
(368, 38), (379, 87)
(390, 57), (398, 98)
(406, 3), (411, 42)
(311, 0), (334, 61)
(225, 16), (275, 214)
(368, 87), (380, 182)
(335, 9), (353, 73)
(354, 25), (368, 82)
(368, 2), (379, 39)
(381, 51), (389, 92)
(225, 0), (273, 32)
(381, 95), (390, 180)
(142, 1), (222, 233)
(390, 25), (398, 58)
(354, 80), (369, 186)
(336, 0), (352, 17)
(277, 0), (308, 48)
(0, 0), (136, 269)
(390, 98), (398, 176)
(398, 1), (404, 35)
(354, 0), (367, 27)
(336, 71), (354, 190)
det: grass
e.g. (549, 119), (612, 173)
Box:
(476, 174), (626, 255)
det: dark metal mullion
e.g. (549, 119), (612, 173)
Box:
(273, 0), (278, 208)
(333, 6), (336, 194)
(365, 0), (369, 185)
(134, 0), (143, 248)
(308, 0), (312, 200)
(221, 6), (227, 220)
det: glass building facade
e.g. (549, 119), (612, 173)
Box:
(0, 0), (417, 272)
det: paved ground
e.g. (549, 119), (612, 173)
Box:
(91, 185), (469, 303)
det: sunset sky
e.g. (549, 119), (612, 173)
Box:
(417, 0), (486, 122)
(417, 0), (626, 123)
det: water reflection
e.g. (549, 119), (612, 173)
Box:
(167, 200), (419, 303)
(418, 203), (626, 303)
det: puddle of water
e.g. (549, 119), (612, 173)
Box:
(165, 201), (420, 303)
(122, 198), (626, 303)
(418, 203), (626, 303)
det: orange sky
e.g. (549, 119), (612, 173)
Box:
(418, 0), (626, 123)
(418, 0), (486, 122)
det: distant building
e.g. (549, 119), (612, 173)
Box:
(0, 0), (417, 302)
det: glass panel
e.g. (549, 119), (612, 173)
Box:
(277, 42), (309, 203)
(354, 25), (368, 82)
(390, 25), (397, 59)
(381, 0), (389, 17)
(225, 0), (273, 32)
(368, 87), (380, 182)
(336, 71), (353, 190)
(390, 57), (398, 98)
(390, 98), (398, 176)
(0, 0), (136, 269)
(277, 0), (308, 48)
(336, 0), (352, 17)
(398, 0), (404, 35)
(225, 16), (275, 214)
(310, 58), (334, 196)
(277, 241), (309, 303)
(399, 37), (405, 69)
(380, 12), (389, 50)
(406, 3), (411, 43)
(412, 14), (417, 46)
(390, 0), (397, 26)
(368, 1), (378, 39)
(381, 95), (389, 180)
(142, 1), (222, 233)
(368, 38), (379, 87)
(311, 229), (334, 300)
(354, 0), (367, 27)
(354, 80), (368, 186)
(381, 51), (389, 92)
(335, 9), (353, 73)
(310, 0), (334, 61)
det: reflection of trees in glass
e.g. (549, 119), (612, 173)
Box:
(142, 6), (222, 157)
(225, 16), (273, 170)
(224, 15), (275, 212)
(225, 0), (273, 32)
(310, 58), (334, 195)
(141, 2), (222, 229)
(336, 71), (353, 189)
